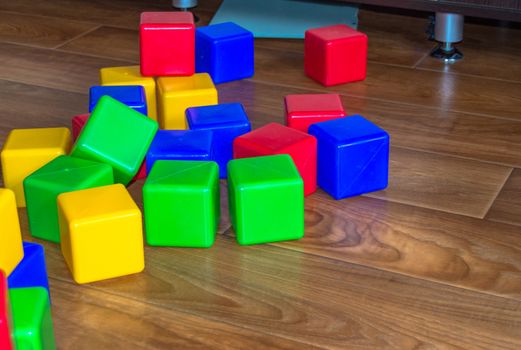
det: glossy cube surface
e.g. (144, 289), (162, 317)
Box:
(305, 24), (367, 86)
(146, 129), (213, 173)
(24, 155), (114, 242)
(8, 242), (50, 294)
(71, 96), (158, 185)
(58, 184), (145, 284)
(140, 12), (195, 77)
(196, 22), (254, 84)
(144, 160), (219, 247)
(100, 65), (157, 120)
(9, 287), (56, 350)
(285, 94), (345, 132)
(186, 103), (251, 178)
(0, 189), (23, 277)
(89, 85), (147, 116)
(233, 123), (317, 196)
(309, 115), (389, 199)
(0, 271), (15, 350)
(1, 128), (71, 207)
(157, 73), (218, 130)
(227, 155), (304, 245)
(71, 113), (90, 141)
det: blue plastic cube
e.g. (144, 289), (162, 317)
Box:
(309, 115), (389, 199)
(89, 85), (147, 115)
(7, 242), (50, 294)
(186, 103), (251, 178)
(196, 22), (254, 84)
(146, 129), (214, 173)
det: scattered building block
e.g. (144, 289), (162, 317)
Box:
(196, 22), (254, 84)
(57, 184), (145, 284)
(8, 242), (50, 294)
(9, 287), (56, 350)
(71, 96), (158, 185)
(233, 123), (317, 196)
(305, 24), (367, 86)
(89, 85), (147, 116)
(186, 103), (251, 178)
(24, 155), (114, 242)
(140, 12), (195, 77)
(284, 93), (345, 132)
(1, 128), (71, 207)
(227, 154), (304, 245)
(309, 115), (389, 199)
(71, 113), (90, 141)
(146, 130), (213, 173)
(0, 271), (15, 350)
(0, 189), (23, 277)
(157, 73), (218, 130)
(143, 160), (219, 247)
(100, 65), (157, 120)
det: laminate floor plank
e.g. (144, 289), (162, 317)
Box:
(486, 169), (521, 226)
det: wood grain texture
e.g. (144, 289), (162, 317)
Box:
(486, 169), (521, 226)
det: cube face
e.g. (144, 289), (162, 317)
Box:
(284, 94), (345, 133)
(140, 12), (195, 77)
(71, 96), (158, 185)
(71, 113), (90, 141)
(146, 130), (213, 173)
(186, 103), (251, 178)
(157, 74), (218, 130)
(196, 22), (254, 84)
(309, 115), (389, 199)
(24, 155), (114, 242)
(100, 65), (157, 121)
(89, 85), (147, 116)
(305, 24), (367, 86)
(8, 242), (50, 294)
(58, 184), (144, 284)
(0, 189), (24, 276)
(227, 155), (304, 245)
(0, 271), (15, 350)
(144, 160), (220, 247)
(9, 287), (56, 350)
(1, 128), (71, 207)
(233, 123), (317, 196)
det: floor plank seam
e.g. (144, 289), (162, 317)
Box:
(52, 24), (104, 49)
(481, 167), (515, 219)
(412, 51), (431, 68)
(415, 66), (521, 85)
(53, 47), (138, 64)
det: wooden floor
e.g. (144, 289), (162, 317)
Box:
(1, 0), (520, 348)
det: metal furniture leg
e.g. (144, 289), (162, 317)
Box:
(430, 12), (464, 62)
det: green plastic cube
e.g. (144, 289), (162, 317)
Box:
(227, 154), (304, 245)
(143, 160), (220, 247)
(24, 155), (114, 242)
(71, 95), (158, 184)
(9, 287), (56, 350)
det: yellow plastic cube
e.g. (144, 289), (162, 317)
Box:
(57, 184), (144, 284)
(100, 65), (157, 121)
(157, 73), (218, 130)
(0, 189), (24, 276)
(1, 128), (71, 207)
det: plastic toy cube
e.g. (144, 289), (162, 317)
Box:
(196, 22), (254, 84)
(8, 242), (50, 294)
(71, 96), (158, 185)
(285, 94), (345, 133)
(305, 24), (367, 86)
(58, 184), (145, 284)
(24, 155), (114, 242)
(144, 160), (219, 247)
(0, 189), (23, 277)
(100, 65), (157, 120)
(233, 123), (317, 196)
(146, 129), (213, 173)
(71, 113), (90, 141)
(227, 155), (304, 245)
(89, 85), (147, 116)
(140, 12), (195, 77)
(9, 287), (56, 350)
(0, 271), (15, 350)
(1, 128), (71, 207)
(157, 73), (218, 130)
(186, 103), (251, 178)
(309, 115), (389, 199)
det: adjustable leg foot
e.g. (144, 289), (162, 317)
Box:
(172, 0), (198, 11)
(430, 12), (464, 63)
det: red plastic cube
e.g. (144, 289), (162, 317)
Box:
(305, 24), (367, 86)
(140, 12), (195, 77)
(285, 94), (345, 133)
(0, 271), (14, 350)
(233, 123), (317, 196)
(72, 113), (90, 141)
